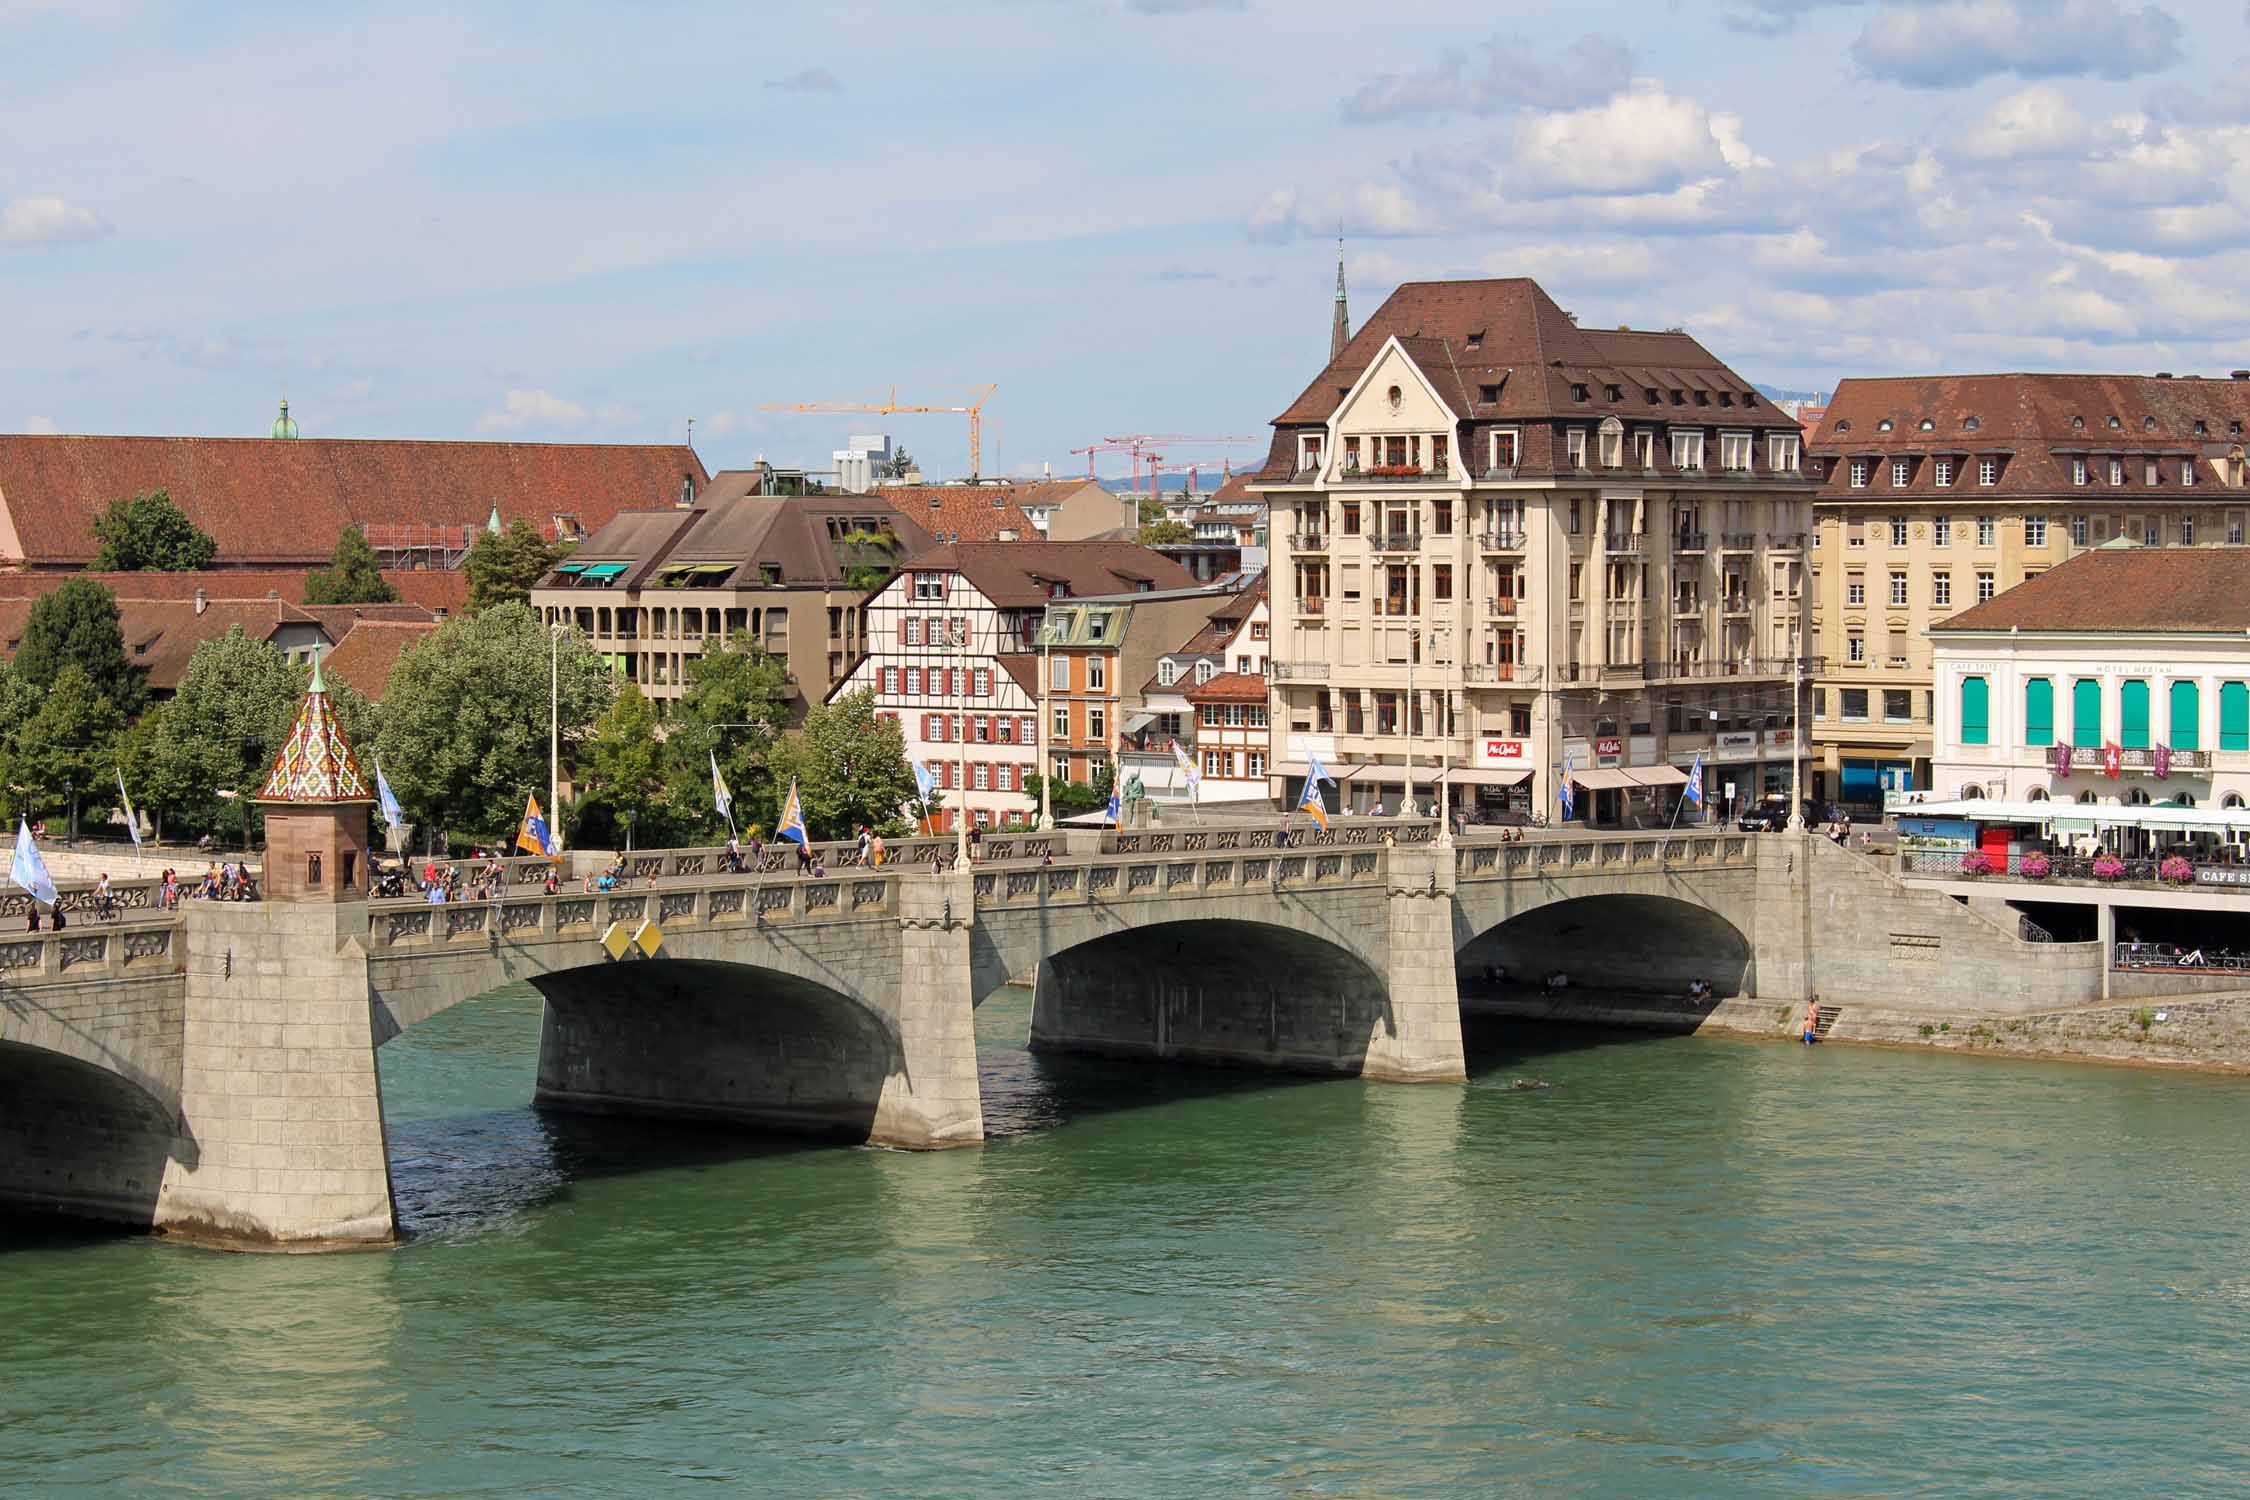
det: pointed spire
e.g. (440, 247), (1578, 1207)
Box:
(309, 647), (326, 695)
(271, 397), (299, 439)
(485, 502), (503, 535)
(1330, 232), (1350, 364)
(257, 657), (372, 805)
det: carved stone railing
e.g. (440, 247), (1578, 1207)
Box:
(1452, 830), (1751, 878)
(971, 843), (1398, 910)
(1106, 820), (1437, 857)
(0, 921), (183, 984)
(366, 871), (904, 953)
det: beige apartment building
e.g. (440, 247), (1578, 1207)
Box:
(1805, 373), (2250, 809)
(1257, 278), (1819, 826)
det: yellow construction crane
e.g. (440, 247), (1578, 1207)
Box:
(760, 384), (998, 478)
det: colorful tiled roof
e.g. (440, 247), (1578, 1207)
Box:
(257, 658), (373, 804)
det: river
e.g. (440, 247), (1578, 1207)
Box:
(5, 984), (2248, 1498)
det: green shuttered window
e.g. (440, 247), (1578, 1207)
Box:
(2024, 678), (2054, 747)
(2121, 679), (2149, 749)
(2170, 680), (2200, 752)
(1961, 675), (1990, 746)
(2223, 682), (2249, 752)
(2073, 679), (2101, 749)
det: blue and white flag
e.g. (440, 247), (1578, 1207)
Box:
(710, 749), (733, 820)
(115, 767), (143, 854)
(10, 819), (56, 909)
(1684, 752), (1705, 808)
(911, 757), (937, 804)
(1305, 749), (1336, 787)
(1296, 775), (1330, 831)
(776, 779), (808, 846)
(1104, 773), (1122, 826)
(374, 756), (406, 834)
(1558, 745), (1576, 822)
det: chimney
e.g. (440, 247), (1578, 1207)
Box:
(2156, 371), (2175, 379)
(194, 588), (207, 615)
(2234, 371), (2249, 380)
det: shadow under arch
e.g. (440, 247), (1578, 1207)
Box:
(1027, 917), (1396, 1076)
(1457, 892), (1753, 999)
(0, 1039), (185, 1231)
(526, 956), (907, 1142)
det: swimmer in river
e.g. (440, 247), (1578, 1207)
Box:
(1508, 1079), (1553, 1091)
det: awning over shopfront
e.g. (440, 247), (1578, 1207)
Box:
(1442, 767), (1532, 787)
(1569, 768), (1641, 791)
(1122, 711), (1156, 736)
(1892, 797), (2250, 836)
(1275, 761), (1373, 782)
(1624, 766), (1688, 788)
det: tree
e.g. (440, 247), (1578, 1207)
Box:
(374, 603), (614, 848)
(0, 659), (41, 826)
(771, 689), (916, 840)
(1139, 520), (1193, 546)
(465, 519), (566, 613)
(15, 577), (147, 716)
(1137, 495), (1166, 526)
(144, 628), (379, 840)
(90, 489), (219, 572)
(303, 527), (399, 605)
(1020, 774), (1107, 819)
(12, 665), (126, 836)
(661, 632), (793, 837)
(576, 683), (671, 847)
(884, 448), (915, 480)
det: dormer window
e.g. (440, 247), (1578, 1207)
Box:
(2194, 419), (2209, 435)
(1644, 387), (1659, 403)
(1478, 383), (1500, 404)
(679, 476), (696, 507)
(1298, 432), (1325, 473)
(1466, 329), (1485, 349)
(2108, 458), (2124, 486)
(1919, 418), (1935, 432)
(1694, 390), (1710, 406)
(1835, 419), (1852, 434)
(1195, 660), (1215, 684)
(1719, 431), (1752, 471)
(2107, 416), (2122, 429)
(2071, 415), (2086, 430)
(1570, 382), (1590, 402)
(2143, 416), (2158, 432)
(1670, 430), (1705, 471)
(1158, 658), (1178, 686)
(1604, 384), (1622, 402)
(1718, 392), (1734, 407)
(1767, 433), (1799, 472)
(1598, 417), (1624, 468)
(1670, 390), (1686, 406)
(1963, 416), (1980, 432)
(1876, 418), (1893, 433)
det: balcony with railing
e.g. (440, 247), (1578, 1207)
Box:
(1296, 595), (1326, 616)
(1771, 531), (1807, 550)
(1674, 531), (1708, 553)
(1478, 530), (1527, 551)
(1487, 596), (1520, 617)
(1290, 532), (1329, 551)
(1720, 532), (1757, 551)
(1269, 659), (1330, 683)
(1373, 531), (1423, 552)
(1603, 533), (1646, 554)
(1722, 593), (1752, 615)
(1459, 663), (1540, 684)
(2043, 745), (2211, 773)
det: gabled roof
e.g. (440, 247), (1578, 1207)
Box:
(1931, 547), (2250, 634)
(1184, 670), (1268, 703)
(875, 485), (1039, 542)
(0, 433), (708, 567)
(318, 619), (440, 702)
(899, 541), (1197, 606)
(0, 567), (466, 614)
(256, 660), (373, 805)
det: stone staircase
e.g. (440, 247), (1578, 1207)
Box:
(1812, 1003), (1843, 1038)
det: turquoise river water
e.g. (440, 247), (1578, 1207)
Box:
(4, 985), (2249, 1498)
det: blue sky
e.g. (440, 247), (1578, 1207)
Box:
(5, 0), (2246, 480)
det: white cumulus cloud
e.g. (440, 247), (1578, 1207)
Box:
(1851, 0), (2186, 88)
(475, 388), (590, 433)
(1, 194), (110, 247)
(21, 415), (59, 434)
(1505, 84), (1736, 199)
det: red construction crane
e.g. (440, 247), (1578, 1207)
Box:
(1069, 433), (1259, 493)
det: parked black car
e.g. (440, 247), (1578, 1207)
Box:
(1737, 795), (1822, 832)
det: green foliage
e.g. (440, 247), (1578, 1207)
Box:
(1137, 495), (1165, 525)
(885, 448), (914, 480)
(465, 519), (566, 613)
(771, 689), (915, 841)
(90, 488), (219, 572)
(302, 527), (400, 605)
(10, 665), (127, 833)
(1021, 768), (1110, 819)
(661, 632), (792, 837)
(374, 603), (615, 846)
(1138, 520), (1193, 546)
(574, 683), (671, 846)
(15, 577), (146, 716)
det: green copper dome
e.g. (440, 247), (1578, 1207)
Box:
(271, 398), (299, 439)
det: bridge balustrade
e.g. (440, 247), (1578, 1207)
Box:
(366, 871), (902, 953)
(0, 921), (182, 983)
(970, 847), (1390, 909)
(1452, 831), (1750, 877)
(0, 875), (175, 922)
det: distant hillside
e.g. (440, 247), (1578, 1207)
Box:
(1756, 381), (1829, 405)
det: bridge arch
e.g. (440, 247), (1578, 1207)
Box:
(1028, 916), (1397, 1076)
(1456, 892), (1753, 998)
(0, 1040), (180, 1226)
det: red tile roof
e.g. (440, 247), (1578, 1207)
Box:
(1184, 670), (1268, 703)
(1258, 277), (1797, 482)
(1930, 546), (2250, 634)
(899, 541), (1197, 606)
(318, 619), (439, 701)
(876, 485), (1039, 542)
(0, 566), (466, 614)
(0, 434), (707, 567)
(1807, 373), (2250, 500)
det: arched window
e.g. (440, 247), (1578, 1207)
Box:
(2077, 791), (2099, 804)
(1960, 675), (1990, 746)
(2224, 793), (2247, 810)
(2073, 679), (2102, 748)
(2126, 787), (2151, 806)
(2171, 793), (2198, 809)
(2222, 681), (2249, 751)
(2120, 678), (2150, 749)
(2027, 787), (2049, 802)
(1597, 416), (1624, 468)
(2024, 678), (2054, 747)
(1959, 783), (1984, 800)
(2169, 680), (2200, 751)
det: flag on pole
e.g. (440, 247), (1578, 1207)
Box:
(1559, 745), (1577, 821)
(710, 749), (733, 820)
(1171, 738), (1201, 790)
(516, 793), (557, 857)
(374, 756), (406, 835)
(1296, 774), (1330, 831)
(1684, 752), (1705, 808)
(10, 819), (56, 909)
(911, 757), (937, 804)
(775, 779), (808, 845)
(1306, 749), (1336, 787)
(1104, 771), (1122, 826)
(115, 767), (143, 854)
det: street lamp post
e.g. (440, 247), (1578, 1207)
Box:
(1038, 616), (1054, 830)
(955, 618), (972, 866)
(549, 620), (565, 848)
(1436, 624), (1454, 840)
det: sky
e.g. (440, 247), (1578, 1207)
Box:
(5, 0), (2247, 481)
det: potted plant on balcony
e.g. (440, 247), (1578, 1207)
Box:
(2091, 852), (2128, 881)
(2159, 854), (2196, 886)
(2019, 851), (2052, 880)
(1958, 850), (1994, 877)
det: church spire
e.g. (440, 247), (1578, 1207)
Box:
(1330, 234), (1350, 363)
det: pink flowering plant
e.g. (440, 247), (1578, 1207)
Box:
(2091, 853), (2128, 881)
(2159, 855), (2196, 886)
(2019, 851), (2052, 879)
(1958, 850), (1995, 876)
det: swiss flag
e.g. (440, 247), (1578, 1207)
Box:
(2104, 741), (2122, 779)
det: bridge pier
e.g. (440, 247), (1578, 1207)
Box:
(1363, 842), (1467, 1084)
(874, 869), (984, 1148)
(154, 901), (398, 1250)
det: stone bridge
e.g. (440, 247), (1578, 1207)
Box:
(0, 825), (1842, 1249)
